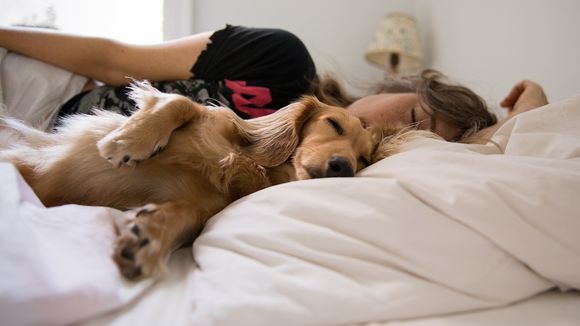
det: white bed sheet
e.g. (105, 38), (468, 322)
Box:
(1, 96), (580, 326)
(0, 47), (87, 131)
(82, 251), (580, 326)
(381, 290), (580, 326)
(0, 164), (155, 326)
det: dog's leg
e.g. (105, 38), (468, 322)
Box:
(112, 200), (205, 280)
(97, 86), (208, 167)
(212, 152), (272, 196)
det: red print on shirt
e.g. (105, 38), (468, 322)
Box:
(225, 79), (276, 118)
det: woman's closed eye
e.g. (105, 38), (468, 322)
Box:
(410, 106), (434, 131)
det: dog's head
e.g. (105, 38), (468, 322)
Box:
(242, 96), (384, 180)
(291, 96), (380, 179)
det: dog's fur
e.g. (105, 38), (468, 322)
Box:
(0, 82), (413, 280)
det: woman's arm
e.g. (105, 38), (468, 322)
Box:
(0, 26), (213, 86)
(471, 80), (548, 142)
(500, 80), (548, 118)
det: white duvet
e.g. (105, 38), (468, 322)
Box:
(1, 96), (580, 326)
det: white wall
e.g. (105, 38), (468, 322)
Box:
(164, 0), (195, 41)
(192, 0), (579, 105)
(0, 0), (163, 44)
(415, 0), (580, 105)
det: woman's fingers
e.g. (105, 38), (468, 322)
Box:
(500, 81), (526, 109)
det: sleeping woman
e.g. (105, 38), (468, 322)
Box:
(0, 24), (548, 143)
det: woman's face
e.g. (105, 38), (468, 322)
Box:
(346, 93), (460, 141)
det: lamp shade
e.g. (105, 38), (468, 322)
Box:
(365, 13), (422, 73)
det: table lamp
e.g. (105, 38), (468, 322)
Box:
(365, 13), (423, 77)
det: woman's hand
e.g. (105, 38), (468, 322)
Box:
(470, 80), (548, 144)
(500, 80), (548, 118)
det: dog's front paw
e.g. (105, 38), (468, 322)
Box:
(97, 128), (167, 168)
(113, 205), (166, 280)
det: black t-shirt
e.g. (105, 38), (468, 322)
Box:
(58, 25), (317, 120)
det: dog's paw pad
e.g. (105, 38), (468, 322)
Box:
(113, 213), (163, 281)
(120, 247), (135, 261)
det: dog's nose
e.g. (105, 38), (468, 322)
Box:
(326, 156), (354, 178)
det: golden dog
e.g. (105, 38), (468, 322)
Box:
(0, 81), (409, 280)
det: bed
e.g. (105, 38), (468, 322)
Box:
(1, 94), (579, 325)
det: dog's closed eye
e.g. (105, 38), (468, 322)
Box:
(326, 118), (344, 135)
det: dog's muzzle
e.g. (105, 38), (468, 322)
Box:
(325, 156), (354, 178)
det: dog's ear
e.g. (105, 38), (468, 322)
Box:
(240, 96), (319, 167)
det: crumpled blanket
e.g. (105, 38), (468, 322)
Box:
(0, 163), (156, 326)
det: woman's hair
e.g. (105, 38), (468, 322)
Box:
(310, 69), (497, 141)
